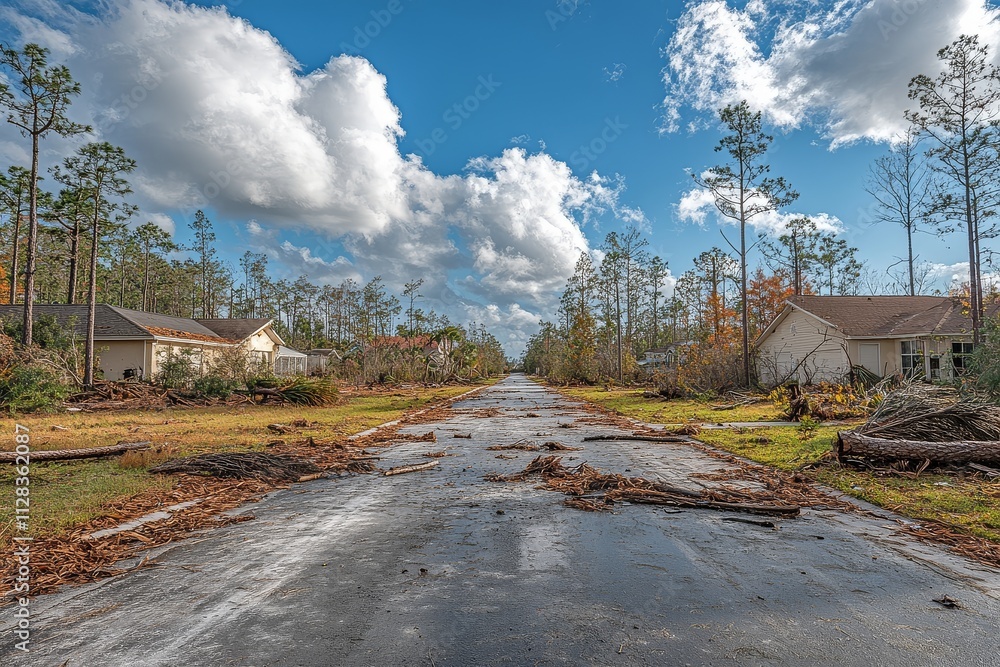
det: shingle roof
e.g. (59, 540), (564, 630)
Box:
(787, 296), (994, 337)
(0, 304), (241, 343)
(197, 318), (272, 340)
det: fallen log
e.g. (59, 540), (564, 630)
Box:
(837, 431), (1000, 465)
(0, 441), (152, 463)
(383, 460), (440, 476)
(582, 435), (688, 443)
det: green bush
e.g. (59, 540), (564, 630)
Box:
(0, 363), (72, 414)
(155, 348), (199, 389)
(192, 374), (240, 399)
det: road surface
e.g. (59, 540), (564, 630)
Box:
(5, 374), (1000, 666)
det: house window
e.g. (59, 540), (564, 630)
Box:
(951, 342), (975, 374)
(900, 340), (924, 378)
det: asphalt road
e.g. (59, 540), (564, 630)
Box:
(5, 374), (1000, 666)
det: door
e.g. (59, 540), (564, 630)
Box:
(859, 343), (881, 376)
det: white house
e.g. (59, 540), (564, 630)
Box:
(0, 305), (285, 381)
(755, 296), (992, 386)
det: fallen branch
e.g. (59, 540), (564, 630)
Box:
(0, 441), (152, 462)
(582, 435), (688, 443)
(613, 489), (799, 516)
(383, 460), (440, 476)
(486, 456), (800, 517)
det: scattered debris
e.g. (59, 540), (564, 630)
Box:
(267, 423), (297, 434)
(0, 441), (151, 463)
(150, 453), (321, 482)
(722, 517), (776, 528)
(541, 441), (581, 451)
(383, 460), (440, 476)
(524, 412), (541, 418)
(933, 595), (962, 609)
(453, 433), (472, 439)
(422, 451), (448, 458)
(486, 455), (800, 517)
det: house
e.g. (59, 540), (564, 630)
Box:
(755, 295), (995, 386)
(636, 343), (692, 369)
(0, 305), (284, 381)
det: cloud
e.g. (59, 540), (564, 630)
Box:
(603, 63), (626, 83)
(0, 0), (633, 354)
(662, 0), (1000, 146)
(676, 176), (842, 236)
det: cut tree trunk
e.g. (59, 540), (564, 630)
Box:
(837, 431), (1000, 465)
(0, 441), (152, 462)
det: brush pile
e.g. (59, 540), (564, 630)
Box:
(485, 455), (800, 516)
(66, 380), (251, 410)
(150, 453), (322, 481)
(836, 384), (1000, 465)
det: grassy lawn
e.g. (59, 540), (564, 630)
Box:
(561, 386), (786, 423)
(560, 385), (1000, 544)
(0, 384), (476, 542)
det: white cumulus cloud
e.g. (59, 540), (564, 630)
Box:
(662, 0), (1000, 146)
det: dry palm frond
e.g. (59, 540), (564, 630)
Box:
(858, 383), (1000, 442)
(274, 377), (340, 406)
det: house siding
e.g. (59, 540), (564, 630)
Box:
(757, 309), (849, 385)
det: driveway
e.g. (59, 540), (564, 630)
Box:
(5, 373), (1000, 666)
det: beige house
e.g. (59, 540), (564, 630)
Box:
(0, 305), (284, 381)
(756, 296), (992, 386)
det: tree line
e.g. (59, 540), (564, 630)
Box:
(526, 33), (1000, 390)
(0, 43), (506, 386)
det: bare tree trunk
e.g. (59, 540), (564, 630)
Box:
(837, 431), (1000, 465)
(22, 134), (40, 345)
(84, 204), (101, 387)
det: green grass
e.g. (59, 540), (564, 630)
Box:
(561, 386), (786, 423)
(560, 385), (1000, 545)
(0, 384), (478, 545)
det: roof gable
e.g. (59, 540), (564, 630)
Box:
(769, 296), (1000, 339)
(197, 318), (275, 342)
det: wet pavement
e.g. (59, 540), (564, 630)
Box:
(5, 373), (1000, 666)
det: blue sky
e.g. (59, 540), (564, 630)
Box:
(1, 0), (997, 352)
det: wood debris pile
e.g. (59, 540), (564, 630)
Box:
(65, 381), (231, 411)
(150, 453), (322, 482)
(837, 384), (1000, 466)
(486, 455), (800, 517)
(0, 477), (271, 599)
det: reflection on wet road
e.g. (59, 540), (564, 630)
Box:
(7, 374), (1000, 666)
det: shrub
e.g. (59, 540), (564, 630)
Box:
(0, 362), (72, 414)
(155, 348), (200, 389)
(192, 374), (240, 399)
